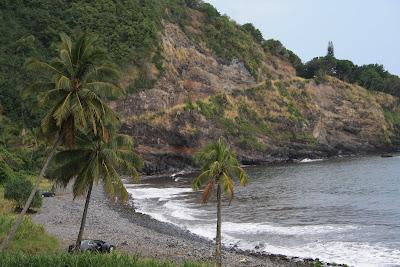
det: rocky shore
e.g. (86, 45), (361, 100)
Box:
(32, 184), (317, 267)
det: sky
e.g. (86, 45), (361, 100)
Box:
(204, 0), (400, 76)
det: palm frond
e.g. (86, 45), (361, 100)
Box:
(53, 92), (72, 126)
(59, 33), (72, 54)
(192, 169), (212, 190)
(193, 137), (249, 203)
(25, 58), (65, 77)
(85, 81), (124, 99)
(222, 172), (234, 203)
(202, 180), (215, 203)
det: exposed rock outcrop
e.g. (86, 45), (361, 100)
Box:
(112, 22), (399, 174)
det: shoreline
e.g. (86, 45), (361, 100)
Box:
(31, 152), (399, 266)
(143, 150), (399, 178)
(30, 152), (400, 266)
(109, 193), (318, 266)
(32, 183), (320, 267)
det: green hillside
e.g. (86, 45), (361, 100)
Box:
(0, 0), (399, 174)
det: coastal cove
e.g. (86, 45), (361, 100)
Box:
(127, 154), (400, 266)
(1, 1), (400, 266)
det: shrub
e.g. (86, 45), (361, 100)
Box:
(4, 175), (42, 210)
(241, 23), (263, 43)
(314, 70), (327, 85)
(0, 161), (13, 184)
(183, 99), (196, 112)
(238, 136), (267, 152)
(276, 81), (289, 97)
(384, 110), (400, 145)
(196, 95), (226, 119)
(287, 102), (305, 122)
(238, 105), (271, 135)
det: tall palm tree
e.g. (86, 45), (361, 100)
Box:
(193, 138), (248, 267)
(49, 130), (142, 250)
(0, 33), (122, 251)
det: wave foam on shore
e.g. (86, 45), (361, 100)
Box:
(127, 184), (400, 267)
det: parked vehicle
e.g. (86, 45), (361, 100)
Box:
(68, 240), (116, 253)
(41, 191), (55, 197)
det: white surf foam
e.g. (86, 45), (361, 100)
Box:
(128, 186), (212, 222)
(163, 201), (211, 221)
(184, 223), (400, 266)
(223, 222), (357, 236)
(300, 158), (324, 163)
(259, 241), (400, 267)
(127, 187), (192, 201)
(127, 185), (400, 266)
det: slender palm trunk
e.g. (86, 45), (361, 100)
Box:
(0, 137), (61, 252)
(215, 183), (222, 267)
(75, 180), (94, 251)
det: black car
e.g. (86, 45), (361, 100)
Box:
(41, 191), (55, 197)
(68, 240), (116, 253)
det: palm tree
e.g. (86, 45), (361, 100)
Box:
(0, 33), (122, 251)
(49, 130), (142, 250)
(193, 138), (248, 267)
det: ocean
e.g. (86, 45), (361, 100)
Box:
(127, 155), (400, 266)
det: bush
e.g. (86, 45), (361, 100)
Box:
(197, 95), (226, 119)
(0, 161), (13, 184)
(238, 136), (267, 152)
(4, 175), (42, 210)
(384, 110), (400, 145)
(241, 23), (263, 43)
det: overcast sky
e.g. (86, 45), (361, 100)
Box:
(205, 0), (400, 76)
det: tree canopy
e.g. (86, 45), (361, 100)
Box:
(292, 42), (400, 97)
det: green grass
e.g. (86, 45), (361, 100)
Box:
(0, 215), (59, 254)
(384, 110), (400, 145)
(287, 101), (306, 122)
(0, 186), (15, 215)
(238, 136), (267, 152)
(197, 95), (227, 119)
(0, 186), (209, 266)
(384, 110), (400, 127)
(0, 253), (209, 267)
(0, 183), (59, 254)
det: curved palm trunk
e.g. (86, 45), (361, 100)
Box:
(75, 180), (94, 251)
(216, 183), (222, 267)
(0, 137), (61, 252)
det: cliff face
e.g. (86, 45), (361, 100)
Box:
(2, 0), (398, 175)
(112, 20), (399, 174)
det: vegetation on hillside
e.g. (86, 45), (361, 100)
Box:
(1, 0), (399, 138)
(0, 0), (398, 265)
(384, 110), (400, 145)
(180, 79), (315, 152)
(296, 42), (400, 97)
(4, 175), (42, 210)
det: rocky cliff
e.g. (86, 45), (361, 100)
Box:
(1, 0), (399, 175)
(111, 11), (399, 174)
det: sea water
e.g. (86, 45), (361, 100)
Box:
(126, 155), (400, 266)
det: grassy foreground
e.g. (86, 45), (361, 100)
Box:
(0, 216), (59, 254)
(0, 185), (209, 267)
(0, 185), (59, 254)
(0, 253), (209, 267)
